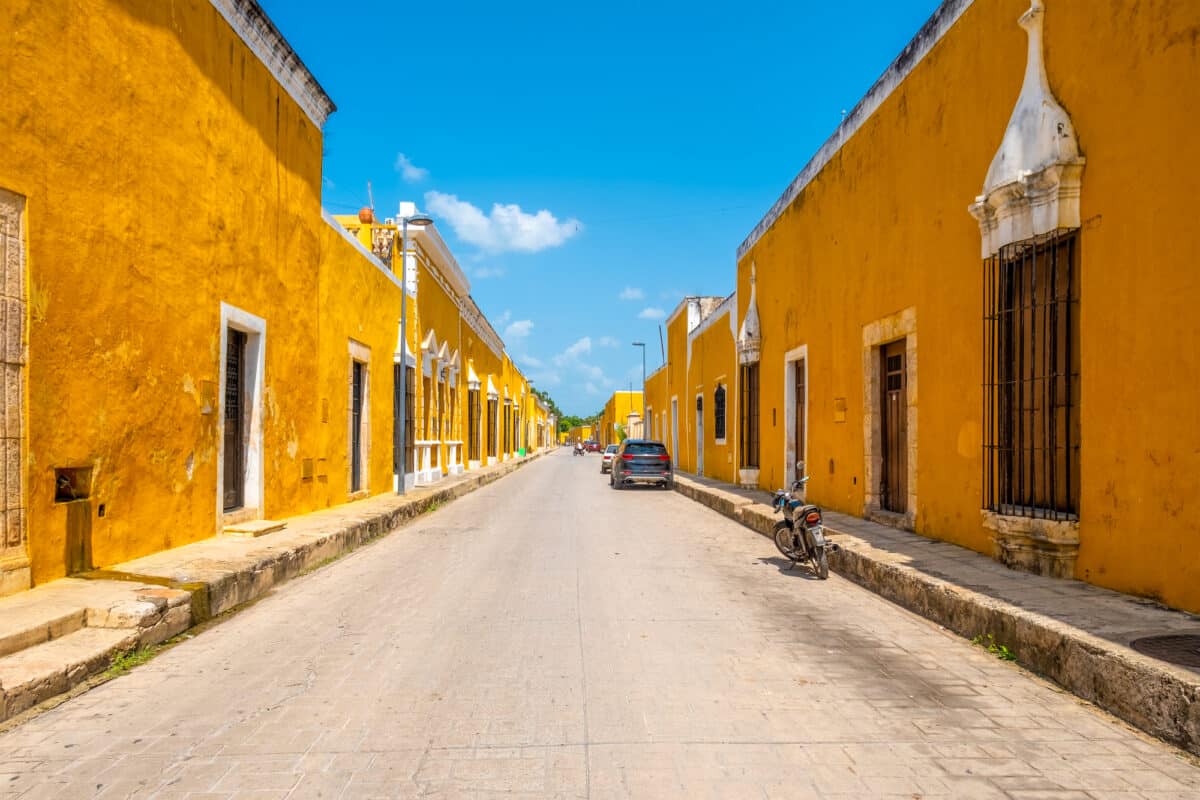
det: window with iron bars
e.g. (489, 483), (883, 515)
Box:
(983, 228), (1080, 519)
(740, 365), (759, 468)
(713, 384), (727, 441)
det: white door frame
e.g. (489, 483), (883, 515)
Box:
(217, 302), (266, 530)
(783, 345), (808, 486)
(695, 392), (704, 476)
(670, 396), (679, 468)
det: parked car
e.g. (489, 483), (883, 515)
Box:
(610, 439), (673, 490)
(584, 439), (602, 453)
(600, 444), (618, 473)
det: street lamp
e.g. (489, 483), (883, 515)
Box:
(396, 210), (434, 495)
(632, 341), (646, 437)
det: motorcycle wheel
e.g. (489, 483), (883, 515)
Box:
(773, 521), (802, 562)
(811, 545), (829, 579)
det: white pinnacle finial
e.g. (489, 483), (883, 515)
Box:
(969, 0), (1085, 257)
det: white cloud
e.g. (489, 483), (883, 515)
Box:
(505, 319), (534, 339)
(619, 286), (644, 301)
(495, 309), (512, 327)
(556, 337), (591, 363)
(394, 153), (429, 183)
(425, 191), (582, 253)
(474, 266), (505, 279)
(518, 354), (544, 369)
(597, 336), (620, 348)
(638, 307), (666, 320)
(585, 382), (599, 395)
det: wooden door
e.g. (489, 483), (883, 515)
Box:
(223, 329), (246, 512)
(351, 361), (364, 492)
(880, 340), (907, 513)
(794, 359), (806, 484)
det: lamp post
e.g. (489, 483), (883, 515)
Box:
(396, 210), (433, 494)
(632, 341), (646, 437)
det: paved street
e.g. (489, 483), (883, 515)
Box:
(1, 450), (1198, 800)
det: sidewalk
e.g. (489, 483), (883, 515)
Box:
(0, 451), (545, 724)
(672, 471), (1200, 757)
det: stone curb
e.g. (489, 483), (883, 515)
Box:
(0, 453), (544, 725)
(671, 473), (1200, 757)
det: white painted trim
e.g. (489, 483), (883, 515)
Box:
(348, 339), (371, 495)
(670, 396), (680, 468)
(738, 0), (975, 259)
(783, 345), (809, 488)
(217, 303), (266, 531)
(695, 392), (705, 476)
(208, 0), (336, 129)
(322, 210), (401, 290)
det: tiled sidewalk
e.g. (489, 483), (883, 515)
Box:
(671, 470), (1200, 757)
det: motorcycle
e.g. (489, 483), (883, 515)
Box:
(573, 443), (585, 456)
(771, 475), (837, 579)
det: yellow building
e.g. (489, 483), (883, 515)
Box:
(0, 0), (527, 594)
(596, 391), (643, 447)
(333, 205), (530, 485)
(726, 0), (1200, 612)
(566, 425), (593, 445)
(644, 366), (668, 447)
(685, 295), (737, 483)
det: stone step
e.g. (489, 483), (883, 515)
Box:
(0, 606), (87, 660)
(0, 627), (136, 720)
(0, 579), (193, 671)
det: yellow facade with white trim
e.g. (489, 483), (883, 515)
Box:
(0, 0), (535, 593)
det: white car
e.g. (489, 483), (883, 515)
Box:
(600, 444), (618, 473)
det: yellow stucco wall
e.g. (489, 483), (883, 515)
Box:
(663, 307), (691, 467)
(1, 0), (334, 583)
(1, 0), (519, 587)
(597, 391), (642, 447)
(567, 425), (593, 444)
(644, 367), (668, 445)
(686, 304), (736, 483)
(736, 0), (1200, 611)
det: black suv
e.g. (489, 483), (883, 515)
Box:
(609, 439), (673, 490)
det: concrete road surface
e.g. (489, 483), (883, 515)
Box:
(1, 449), (1197, 799)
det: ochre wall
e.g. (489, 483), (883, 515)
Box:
(686, 308), (736, 483)
(664, 310), (690, 466)
(2, 0), (329, 582)
(644, 367), (667, 444)
(736, 0), (1200, 611)
(597, 391), (642, 447)
(316, 227), (406, 503)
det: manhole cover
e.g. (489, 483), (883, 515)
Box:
(1130, 634), (1200, 669)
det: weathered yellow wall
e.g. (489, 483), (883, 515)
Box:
(414, 254), (463, 471)
(644, 367), (667, 444)
(686, 306), (735, 483)
(597, 391), (642, 447)
(737, 0), (1200, 611)
(1, 0), (332, 583)
(664, 308), (691, 466)
(316, 227), (406, 503)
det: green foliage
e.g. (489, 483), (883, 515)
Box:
(616, 423), (628, 442)
(105, 646), (157, 678)
(972, 633), (1017, 662)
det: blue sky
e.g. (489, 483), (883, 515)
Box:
(260, 0), (940, 417)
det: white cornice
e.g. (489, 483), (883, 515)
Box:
(413, 225), (471, 299)
(738, 0), (974, 260)
(321, 210), (401, 290)
(208, 0), (336, 129)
